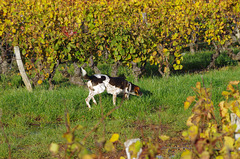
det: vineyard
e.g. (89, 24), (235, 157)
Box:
(1, 0), (240, 158)
(1, 0), (240, 84)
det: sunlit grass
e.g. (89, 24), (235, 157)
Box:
(1, 64), (240, 158)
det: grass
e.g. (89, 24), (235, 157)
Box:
(0, 51), (240, 158)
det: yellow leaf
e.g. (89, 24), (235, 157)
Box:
(49, 143), (59, 154)
(188, 96), (195, 102)
(182, 130), (189, 140)
(76, 17), (82, 24)
(152, 51), (157, 56)
(196, 82), (201, 90)
(229, 81), (240, 85)
(163, 48), (168, 53)
(12, 29), (16, 33)
(179, 65), (183, 70)
(97, 50), (102, 56)
(109, 6), (113, 12)
(222, 91), (230, 96)
(120, 157), (125, 159)
(186, 114), (194, 126)
(149, 55), (153, 61)
(184, 101), (191, 110)
(82, 155), (94, 159)
(189, 125), (198, 142)
(127, 21), (131, 26)
(38, 80), (43, 85)
(224, 136), (234, 150)
(235, 137), (240, 149)
(159, 135), (170, 141)
(181, 150), (192, 159)
(49, 12), (53, 19)
(201, 151), (210, 159)
(176, 59), (181, 65)
(63, 132), (73, 143)
(109, 133), (119, 143)
(227, 84), (234, 92)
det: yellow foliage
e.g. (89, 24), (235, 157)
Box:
(37, 80), (43, 85)
(189, 125), (198, 142)
(109, 133), (119, 143)
(184, 81), (240, 158)
(223, 136), (234, 151)
(181, 150), (192, 159)
(1, 0), (240, 81)
(184, 101), (191, 110)
(49, 143), (59, 154)
(159, 135), (170, 141)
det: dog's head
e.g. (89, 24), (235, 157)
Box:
(129, 83), (142, 96)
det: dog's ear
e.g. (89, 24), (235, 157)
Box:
(127, 82), (132, 92)
(80, 67), (87, 77)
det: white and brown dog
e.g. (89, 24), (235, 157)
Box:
(81, 67), (142, 108)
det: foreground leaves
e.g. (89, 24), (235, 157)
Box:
(182, 81), (240, 158)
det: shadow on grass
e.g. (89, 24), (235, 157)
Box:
(141, 88), (153, 96)
(143, 50), (239, 78)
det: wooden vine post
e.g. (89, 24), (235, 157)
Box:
(14, 46), (32, 92)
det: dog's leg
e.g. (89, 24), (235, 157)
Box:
(85, 92), (98, 108)
(124, 83), (131, 100)
(113, 94), (117, 105)
(85, 81), (96, 108)
(124, 93), (129, 99)
(85, 92), (93, 108)
(86, 83), (105, 108)
(91, 96), (97, 105)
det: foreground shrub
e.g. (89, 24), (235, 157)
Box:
(182, 81), (240, 158)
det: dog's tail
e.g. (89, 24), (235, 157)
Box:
(80, 67), (90, 79)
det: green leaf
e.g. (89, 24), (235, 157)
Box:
(104, 141), (114, 152)
(130, 47), (135, 53)
(114, 50), (118, 56)
(111, 40), (116, 47)
(116, 36), (122, 41)
(116, 55), (121, 61)
(22, 49), (26, 55)
(99, 45), (103, 50)
(129, 140), (142, 158)
(123, 36), (128, 41)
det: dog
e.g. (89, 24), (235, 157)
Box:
(80, 67), (142, 108)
